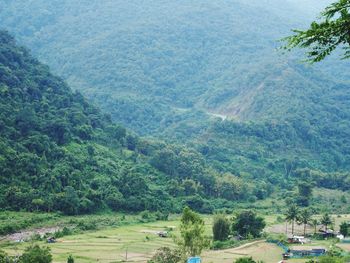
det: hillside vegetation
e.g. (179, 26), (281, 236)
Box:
(0, 31), (263, 215)
(0, 1), (350, 214)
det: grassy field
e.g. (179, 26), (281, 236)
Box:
(1, 213), (349, 263)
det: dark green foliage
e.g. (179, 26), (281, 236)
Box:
(297, 182), (313, 207)
(212, 215), (230, 241)
(235, 257), (257, 263)
(306, 257), (345, 263)
(297, 209), (311, 236)
(340, 222), (349, 237)
(285, 204), (300, 235)
(1, 1), (350, 200)
(0, 31), (260, 215)
(0, 250), (11, 263)
(67, 255), (74, 263)
(320, 213), (333, 230)
(1, 1), (350, 209)
(19, 245), (52, 263)
(231, 211), (266, 238)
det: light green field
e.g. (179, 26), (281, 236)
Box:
(1, 214), (349, 263)
(1, 216), (285, 263)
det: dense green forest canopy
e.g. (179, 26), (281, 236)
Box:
(2, 0), (347, 133)
(1, 1), (350, 215)
(0, 30), (261, 215)
(2, 1), (350, 177)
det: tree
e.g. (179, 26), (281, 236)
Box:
(320, 214), (332, 231)
(297, 182), (313, 207)
(148, 247), (181, 263)
(18, 245), (52, 263)
(67, 255), (74, 263)
(176, 207), (210, 258)
(231, 211), (266, 238)
(235, 257), (258, 263)
(285, 204), (299, 235)
(340, 222), (349, 237)
(57, 186), (80, 215)
(298, 209), (311, 236)
(0, 250), (12, 263)
(310, 218), (319, 235)
(212, 214), (230, 241)
(283, 0), (350, 62)
(32, 198), (45, 211)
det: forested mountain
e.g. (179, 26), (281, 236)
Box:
(1, 0), (350, 208)
(0, 30), (262, 214)
(1, 0), (346, 130)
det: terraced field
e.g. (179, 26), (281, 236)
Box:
(1, 213), (349, 263)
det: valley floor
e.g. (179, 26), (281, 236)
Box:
(1, 213), (349, 263)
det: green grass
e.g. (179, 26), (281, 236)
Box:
(1, 212), (349, 263)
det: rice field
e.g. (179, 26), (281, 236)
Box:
(1, 213), (349, 263)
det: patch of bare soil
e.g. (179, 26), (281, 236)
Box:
(266, 222), (318, 236)
(2, 226), (60, 242)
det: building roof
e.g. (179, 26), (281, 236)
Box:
(291, 246), (326, 251)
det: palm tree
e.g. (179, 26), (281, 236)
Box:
(297, 209), (311, 236)
(285, 204), (299, 235)
(320, 214), (332, 231)
(309, 218), (318, 235)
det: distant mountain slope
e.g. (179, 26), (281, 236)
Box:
(2, 31), (271, 214)
(0, 0), (341, 133)
(1, 0), (350, 185)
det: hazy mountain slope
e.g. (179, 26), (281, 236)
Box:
(0, 30), (175, 214)
(1, 31), (261, 215)
(1, 0), (350, 179)
(0, 0), (342, 131)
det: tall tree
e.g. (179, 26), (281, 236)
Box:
(340, 222), (349, 237)
(310, 218), (319, 235)
(231, 211), (266, 238)
(320, 214), (332, 231)
(285, 204), (300, 235)
(176, 207), (209, 258)
(283, 0), (350, 62)
(297, 182), (313, 207)
(212, 214), (230, 241)
(298, 209), (311, 236)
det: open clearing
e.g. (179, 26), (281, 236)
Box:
(1, 214), (349, 263)
(1, 218), (286, 263)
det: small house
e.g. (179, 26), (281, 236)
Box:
(287, 235), (309, 244)
(319, 229), (336, 238)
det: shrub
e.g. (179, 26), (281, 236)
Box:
(54, 227), (72, 238)
(213, 214), (230, 241)
(235, 257), (256, 263)
(18, 245), (52, 263)
(148, 247), (182, 263)
(0, 250), (12, 263)
(77, 220), (97, 231)
(211, 240), (236, 250)
(67, 255), (74, 263)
